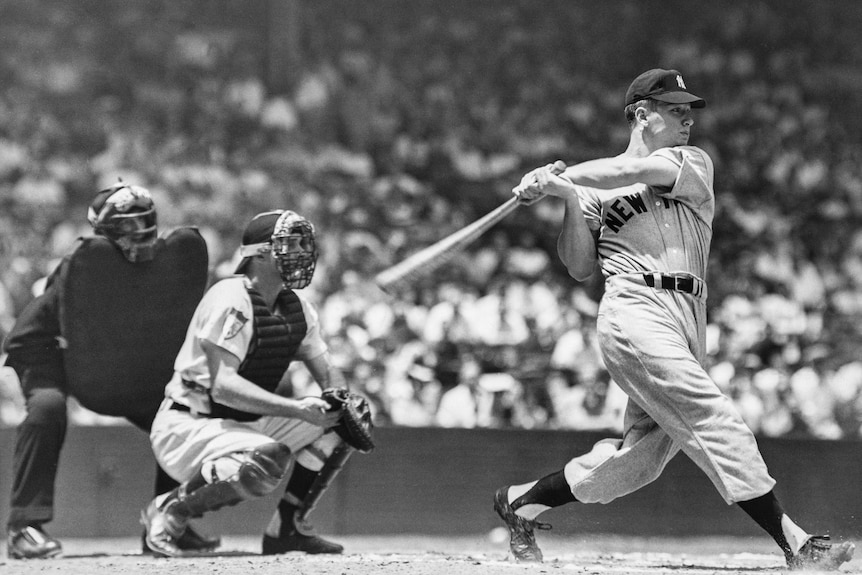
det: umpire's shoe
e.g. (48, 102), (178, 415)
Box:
(493, 486), (549, 562)
(787, 535), (855, 571)
(7, 525), (62, 559)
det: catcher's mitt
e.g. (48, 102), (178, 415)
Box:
(321, 387), (375, 453)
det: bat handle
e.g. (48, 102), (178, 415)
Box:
(516, 159), (567, 205)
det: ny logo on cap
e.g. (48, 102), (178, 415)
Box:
(676, 75), (687, 89)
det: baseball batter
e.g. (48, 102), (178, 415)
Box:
(142, 209), (365, 557)
(493, 69), (854, 571)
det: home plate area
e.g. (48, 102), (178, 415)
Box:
(4, 534), (859, 575)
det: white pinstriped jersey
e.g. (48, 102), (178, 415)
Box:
(576, 145), (715, 281)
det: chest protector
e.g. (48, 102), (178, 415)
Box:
(58, 228), (208, 420)
(208, 287), (307, 422)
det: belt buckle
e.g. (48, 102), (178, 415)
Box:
(674, 275), (685, 291)
(675, 275), (696, 294)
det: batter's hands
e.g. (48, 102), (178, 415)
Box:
(294, 396), (342, 428)
(513, 160), (572, 205)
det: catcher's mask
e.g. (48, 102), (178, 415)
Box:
(87, 183), (158, 263)
(236, 210), (318, 289)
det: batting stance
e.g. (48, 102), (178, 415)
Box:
(4, 183), (215, 559)
(142, 209), (374, 558)
(494, 69), (854, 571)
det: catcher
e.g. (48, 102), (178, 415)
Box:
(141, 209), (374, 558)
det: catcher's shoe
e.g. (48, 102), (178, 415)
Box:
(262, 504), (344, 555)
(787, 535), (855, 571)
(262, 531), (344, 555)
(140, 524), (221, 554)
(140, 496), (189, 558)
(178, 524), (221, 552)
(262, 512), (344, 556)
(7, 525), (62, 559)
(493, 486), (550, 562)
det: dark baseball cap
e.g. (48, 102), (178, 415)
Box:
(234, 210), (284, 274)
(624, 69), (705, 108)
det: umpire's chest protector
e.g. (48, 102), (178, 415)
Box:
(58, 228), (208, 419)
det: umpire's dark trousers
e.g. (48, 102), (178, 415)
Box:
(5, 349), (176, 530)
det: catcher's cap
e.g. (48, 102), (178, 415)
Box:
(624, 69), (705, 108)
(234, 210), (285, 274)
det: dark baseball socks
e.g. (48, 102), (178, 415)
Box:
(737, 490), (808, 558)
(508, 476), (811, 560)
(507, 470), (577, 520)
(264, 463), (317, 536)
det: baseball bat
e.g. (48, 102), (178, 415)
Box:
(374, 160), (567, 294)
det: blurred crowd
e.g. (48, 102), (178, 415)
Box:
(1, 0), (862, 439)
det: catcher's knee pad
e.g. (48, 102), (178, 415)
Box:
(197, 442), (293, 503)
(237, 442), (293, 498)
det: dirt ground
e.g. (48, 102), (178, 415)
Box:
(1, 533), (859, 575)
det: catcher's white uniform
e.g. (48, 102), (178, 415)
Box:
(150, 276), (338, 484)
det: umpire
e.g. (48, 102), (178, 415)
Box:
(4, 183), (217, 559)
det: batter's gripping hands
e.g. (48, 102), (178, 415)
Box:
(514, 160), (568, 206)
(321, 387), (375, 453)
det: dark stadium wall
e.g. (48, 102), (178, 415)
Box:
(0, 426), (859, 538)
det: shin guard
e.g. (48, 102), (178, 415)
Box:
(293, 442), (353, 535)
(176, 442), (293, 518)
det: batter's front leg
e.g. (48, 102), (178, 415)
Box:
(564, 400), (681, 504)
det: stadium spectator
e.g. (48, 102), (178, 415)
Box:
(0, 0), (862, 441)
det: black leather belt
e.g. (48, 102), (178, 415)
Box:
(643, 273), (696, 294)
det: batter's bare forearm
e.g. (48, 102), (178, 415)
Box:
(563, 156), (677, 189)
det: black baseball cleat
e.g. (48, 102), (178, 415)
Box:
(787, 535), (855, 571)
(7, 525), (62, 559)
(262, 532), (344, 555)
(493, 486), (550, 562)
(178, 525), (221, 552)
